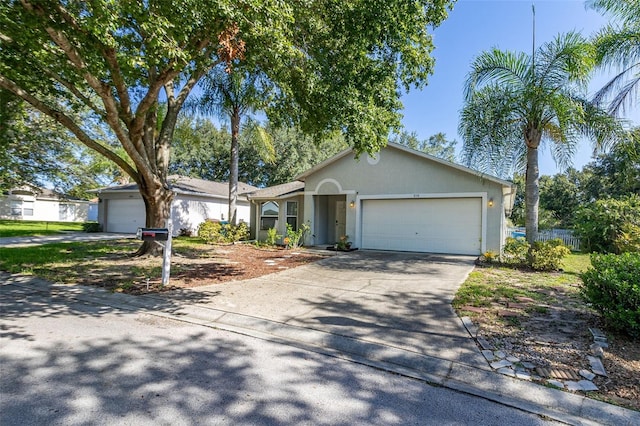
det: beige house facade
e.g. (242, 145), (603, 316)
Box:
(249, 143), (516, 255)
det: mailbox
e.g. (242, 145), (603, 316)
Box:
(136, 227), (169, 242)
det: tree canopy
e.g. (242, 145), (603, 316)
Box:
(0, 0), (454, 254)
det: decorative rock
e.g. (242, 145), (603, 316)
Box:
(506, 356), (520, 363)
(481, 350), (495, 362)
(490, 360), (513, 370)
(515, 296), (536, 303)
(578, 380), (599, 392)
(461, 316), (478, 336)
(590, 343), (605, 357)
(593, 340), (609, 348)
(494, 350), (507, 359)
(579, 369), (596, 381)
(587, 356), (608, 377)
(515, 371), (532, 380)
(589, 328), (606, 339)
(477, 337), (494, 350)
(521, 362), (537, 370)
(547, 379), (565, 389)
(498, 310), (519, 317)
(498, 367), (516, 377)
(566, 380), (599, 392)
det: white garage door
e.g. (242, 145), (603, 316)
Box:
(361, 198), (482, 255)
(106, 199), (145, 233)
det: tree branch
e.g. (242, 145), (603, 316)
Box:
(0, 74), (139, 182)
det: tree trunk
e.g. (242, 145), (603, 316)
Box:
(228, 109), (240, 226)
(524, 144), (540, 246)
(133, 177), (174, 257)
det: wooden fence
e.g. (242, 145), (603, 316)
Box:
(507, 227), (582, 251)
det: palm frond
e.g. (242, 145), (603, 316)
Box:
(463, 49), (529, 100)
(593, 24), (640, 69)
(586, 0), (640, 26)
(537, 32), (594, 89)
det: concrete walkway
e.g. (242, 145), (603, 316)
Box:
(1, 250), (638, 425)
(0, 232), (135, 248)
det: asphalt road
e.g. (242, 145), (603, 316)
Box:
(0, 283), (561, 425)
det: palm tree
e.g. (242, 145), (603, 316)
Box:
(193, 67), (273, 225)
(587, 0), (640, 116)
(460, 32), (619, 245)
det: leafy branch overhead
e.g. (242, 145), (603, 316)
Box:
(0, 0), (454, 254)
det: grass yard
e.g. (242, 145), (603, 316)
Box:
(0, 220), (85, 237)
(453, 253), (639, 411)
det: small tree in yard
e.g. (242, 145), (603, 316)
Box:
(1, 0), (454, 255)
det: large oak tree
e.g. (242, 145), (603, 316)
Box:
(0, 0), (454, 254)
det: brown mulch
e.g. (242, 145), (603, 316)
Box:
(460, 282), (639, 411)
(79, 244), (327, 295)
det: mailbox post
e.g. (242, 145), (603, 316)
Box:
(136, 219), (173, 286)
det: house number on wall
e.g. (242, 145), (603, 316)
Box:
(413, 194), (420, 198)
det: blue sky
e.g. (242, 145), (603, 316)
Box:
(400, 0), (639, 177)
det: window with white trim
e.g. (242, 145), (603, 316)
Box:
(260, 201), (279, 231)
(286, 201), (298, 230)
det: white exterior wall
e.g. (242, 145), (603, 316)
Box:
(0, 193), (89, 222)
(171, 195), (251, 235)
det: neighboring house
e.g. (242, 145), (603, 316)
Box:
(96, 176), (257, 234)
(248, 142), (516, 255)
(0, 186), (93, 222)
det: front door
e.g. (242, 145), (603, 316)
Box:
(335, 200), (346, 241)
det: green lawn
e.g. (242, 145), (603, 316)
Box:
(453, 253), (592, 310)
(0, 237), (211, 282)
(0, 220), (85, 237)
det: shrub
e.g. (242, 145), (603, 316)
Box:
(574, 195), (640, 254)
(286, 222), (310, 249)
(265, 227), (281, 246)
(197, 220), (224, 243)
(501, 237), (529, 265)
(198, 221), (249, 244)
(480, 251), (499, 263)
(82, 222), (102, 233)
(226, 222), (249, 243)
(529, 239), (570, 271)
(581, 252), (640, 338)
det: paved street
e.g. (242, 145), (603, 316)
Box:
(0, 281), (560, 425)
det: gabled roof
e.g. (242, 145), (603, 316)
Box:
(96, 175), (258, 200)
(295, 142), (516, 189)
(247, 181), (305, 200)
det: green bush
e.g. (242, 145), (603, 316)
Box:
(581, 252), (640, 338)
(285, 221), (310, 249)
(226, 222), (249, 243)
(197, 221), (224, 243)
(574, 195), (640, 254)
(529, 239), (570, 271)
(501, 237), (529, 265)
(198, 221), (249, 244)
(82, 222), (102, 233)
(264, 227), (281, 246)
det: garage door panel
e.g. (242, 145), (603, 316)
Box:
(361, 198), (481, 255)
(106, 199), (145, 233)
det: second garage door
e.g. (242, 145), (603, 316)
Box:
(361, 198), (482, 255)
(106, 198), (146, 233)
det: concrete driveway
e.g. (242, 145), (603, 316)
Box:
(159, 250), (487, 369)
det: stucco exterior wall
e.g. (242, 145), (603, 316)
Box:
(302, 146), (509, 253)
(0, 193), (89, 222)
(252, 195), (304, 243)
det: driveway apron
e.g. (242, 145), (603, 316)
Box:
(162, 250), (487, 369)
